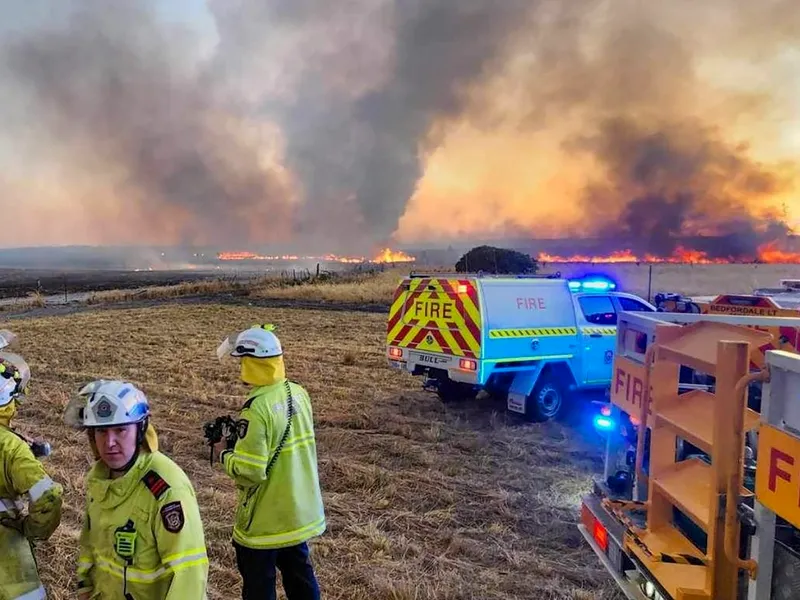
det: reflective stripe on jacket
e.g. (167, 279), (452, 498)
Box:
(221, 379), (326, 549)
(77, 450), (209, 599)
(0, 425), (63, 600)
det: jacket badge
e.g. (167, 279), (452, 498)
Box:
(161, 501), (185, 533)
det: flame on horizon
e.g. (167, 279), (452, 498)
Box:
(537, 241), (800, 264)
(216, 247), (415, 264)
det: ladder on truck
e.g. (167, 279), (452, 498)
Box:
(620, 320), (771, 599)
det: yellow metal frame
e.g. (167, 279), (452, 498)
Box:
(622, 320), (772, 599)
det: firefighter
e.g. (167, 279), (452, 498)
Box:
(64, 379), (209, 599)
(214, 324), (326, 600)
(1, 345), (63, 600)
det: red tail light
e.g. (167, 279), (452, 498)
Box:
(600, 404), (612, 417)
(388, 347), (403, 359)
(593, 519), (608, 552)
(581, 503), (608, 552)
(459, 358), (477, 371)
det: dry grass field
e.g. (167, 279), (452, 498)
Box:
(5, 261), (798, 599)
(9, 303), (621, 600)
(53, 261), (800, 313)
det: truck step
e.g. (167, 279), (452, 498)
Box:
(656, 390), (759, 454)
(654, 320), (772, 376)
(651, 458), (753, 532)
(626, 525), (710, 599)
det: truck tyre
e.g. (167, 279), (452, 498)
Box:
(524, 376), (566, 422)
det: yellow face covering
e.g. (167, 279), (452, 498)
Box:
(240, 355), (286, 386)
(0, 399), (16, 427)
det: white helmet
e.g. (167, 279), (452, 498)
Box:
(64, 380), (150, 429)
(0, 352), (30, 408)
(216, 324), (283, 360)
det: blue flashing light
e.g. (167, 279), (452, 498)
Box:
(593, 415), (616, 432)
(568, 276), (617, 292)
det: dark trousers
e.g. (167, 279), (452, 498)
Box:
(234, 540), (321, 600)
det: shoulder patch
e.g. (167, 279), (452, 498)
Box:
(236, 419), (249, 439)
(142, 470), (170, 500)
(160, 501), (184, 533)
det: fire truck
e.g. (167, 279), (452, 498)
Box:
(579, 309), (800, 599)
(385, 272), (656, 422)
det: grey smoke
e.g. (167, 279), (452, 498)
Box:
(209, 0), (535, 248)
(0, 0), (798, 256)
(0, 0), (295, 247)
(0, 0), (535, 251)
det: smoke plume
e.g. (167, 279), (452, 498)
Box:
(397, 1), (800, 258)
(0, 0), (296, 247)
(0, 0), (798, 257)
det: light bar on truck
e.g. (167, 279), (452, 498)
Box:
(568, 276), (617, 292)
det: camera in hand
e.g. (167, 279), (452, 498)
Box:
(202, 416), (238, 465)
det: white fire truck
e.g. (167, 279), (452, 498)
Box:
(579, 309), (800, 599)
(385, 272), (655, 422)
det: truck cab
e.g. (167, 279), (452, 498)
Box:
(386, 272), (656, 422)
(571, 289), (656, 388)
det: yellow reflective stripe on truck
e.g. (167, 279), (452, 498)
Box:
(489, 327), (578, 338)
(580, 327), (617, 336)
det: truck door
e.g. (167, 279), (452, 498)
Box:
(574, 294), (617, 385)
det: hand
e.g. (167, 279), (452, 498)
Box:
(211, 439), (227, 464)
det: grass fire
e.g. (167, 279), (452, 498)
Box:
(1, 1), (800, 600)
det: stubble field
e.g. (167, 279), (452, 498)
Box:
(10, 303), (619, 600)
(6, 261), (797, 599)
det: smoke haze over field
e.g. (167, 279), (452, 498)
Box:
(0, 0), (799, 257)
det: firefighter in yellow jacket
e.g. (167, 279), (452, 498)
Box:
(214, 324), (325, 600)
(64, 379), (209, 599)
(1, 334), (63, 600)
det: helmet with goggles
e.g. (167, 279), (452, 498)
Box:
(216, 324), (283, 360)
(64, 379), (150, 429)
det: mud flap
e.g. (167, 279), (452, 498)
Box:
(506, 366), (544, 414)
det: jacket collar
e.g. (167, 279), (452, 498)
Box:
(88, 451), (154, 509)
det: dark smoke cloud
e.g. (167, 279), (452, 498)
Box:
(574, 117), (792, 258)
(494, 2), (800, 259)
(1, 0), (535, 251)
(1, 0), (798, 257)
(0, 0), (296, 247)
(208, 0), (534, 249)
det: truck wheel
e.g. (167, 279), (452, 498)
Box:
(524, 376), (566, 422)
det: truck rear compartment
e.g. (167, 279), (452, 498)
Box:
(386, 276), (482, 359)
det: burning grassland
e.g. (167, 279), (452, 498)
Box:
(216, 247), (416, 264)
(9, 303), (621, 599)
(537, 241), (800, 265)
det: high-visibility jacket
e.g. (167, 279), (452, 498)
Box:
(77, 450), (209, 599)
(0, 424), (63, 600)
(221, 378), (326, 549)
